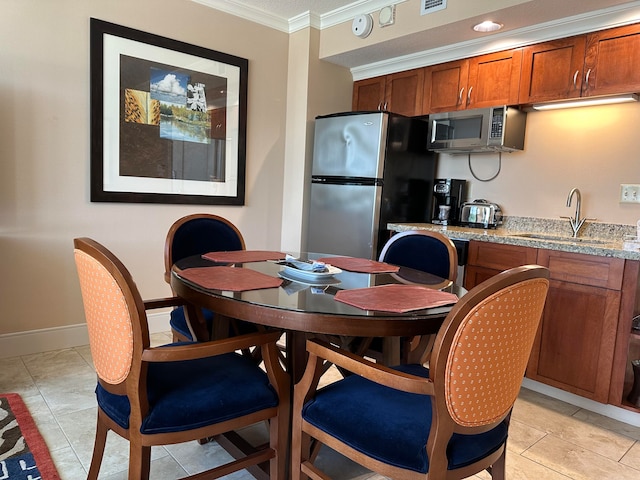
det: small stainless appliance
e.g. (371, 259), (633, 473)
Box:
(431, 179), (466, 226)
(459, 199), (503, 229)
(427, 106), (526, 154)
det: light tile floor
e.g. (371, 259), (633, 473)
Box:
(1, 331), (640, 479)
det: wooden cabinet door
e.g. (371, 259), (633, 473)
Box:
(466, 49), (523, 109)
(526, 279), (620, 403)
(467, 241), (538, 272)
(422, 59), (469, 113)
(519, 36), (587, 104)
(584, 23), (640, 97)
(352, 76), (386, 111)
(527, 249), (625, 403)
(464, 265), (500, 290)
(465, 241), (538, 290)
(385, 68), (425, 116)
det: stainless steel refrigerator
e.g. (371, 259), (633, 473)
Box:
(307, 111), (437, 260)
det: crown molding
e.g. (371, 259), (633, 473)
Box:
(192, 0), (406, 33)
(192, 0), (292, 32)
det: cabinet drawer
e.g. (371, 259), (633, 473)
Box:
(537, 249), (624, 290)
(468, 241), (537, 271)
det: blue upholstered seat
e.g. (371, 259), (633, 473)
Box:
(302, 364), (508, 473)
(169, 307), (215, 341)
(165, 214), (246, 341)
(97, 351), (278, 435)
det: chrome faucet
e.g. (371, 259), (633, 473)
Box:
(561, 188), (594, 238)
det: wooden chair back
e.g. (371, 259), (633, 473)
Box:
(379, 230), (458, 282)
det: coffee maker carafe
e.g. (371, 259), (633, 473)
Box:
(431, 179), (466, 225)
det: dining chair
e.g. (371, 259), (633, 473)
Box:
(379, 229), (458, 283)
(292, 264), (550, 480)
(74, 237), (289, 480)
(164, 213), (246, 342)
(371, 230), (459, 363)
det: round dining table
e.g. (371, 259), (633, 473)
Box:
(170, 252), (466, 383)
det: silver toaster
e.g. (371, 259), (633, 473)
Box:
(459, 199), (503, 229)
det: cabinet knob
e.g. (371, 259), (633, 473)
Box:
(573, 70), (580, 90)
(458, 87), (465, 105)
(467, 86), (473, 105)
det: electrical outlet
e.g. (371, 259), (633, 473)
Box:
(620, 184), (640, 203)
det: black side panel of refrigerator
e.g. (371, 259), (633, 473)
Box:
(377, 117), (437, 257)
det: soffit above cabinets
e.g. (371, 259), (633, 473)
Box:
(194, 0), (640, 78)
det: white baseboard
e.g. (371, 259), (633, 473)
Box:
(522, 378), (640, 427)
(0, 312), (171, 359)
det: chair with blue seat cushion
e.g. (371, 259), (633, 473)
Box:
(292, 264), (549, 480)
(379, 229), (458, 283)
(370, 230), (459, 363)
(164, 213), (246, 342)
(74, 237), (289, 480)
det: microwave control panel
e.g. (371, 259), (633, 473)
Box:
(490, 108), (504, 139)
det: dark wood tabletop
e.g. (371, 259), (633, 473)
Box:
(170, 252), (465, 381)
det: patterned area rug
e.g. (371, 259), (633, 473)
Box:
(0, 393), (60, 479)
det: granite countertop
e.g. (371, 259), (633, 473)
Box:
(388, 216), (640, 261)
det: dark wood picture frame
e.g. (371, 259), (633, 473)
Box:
(90, 18), (247, 205)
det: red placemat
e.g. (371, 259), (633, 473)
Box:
(178, 266), (283, 292)
(334, 284), (458, 313)
(316, 256), (400, 273)
(202, 250), (286, 264)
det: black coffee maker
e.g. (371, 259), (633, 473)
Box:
(431, 179), (466, 225)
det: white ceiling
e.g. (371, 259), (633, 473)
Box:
(194, 0), (640, 74)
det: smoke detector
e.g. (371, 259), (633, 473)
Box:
(352, 14), (373, 38)
(421, 0), (447, 15)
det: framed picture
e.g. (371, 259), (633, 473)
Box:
(90, 18), (247, 205)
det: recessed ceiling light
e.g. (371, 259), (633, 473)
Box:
(473, 21), (503, 33)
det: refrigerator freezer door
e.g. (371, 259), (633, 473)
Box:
(312, 112), (387, 179)
(307, 182), (382, 260)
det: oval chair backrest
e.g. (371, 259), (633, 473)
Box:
(441, 270), (549, 427)
(380, 231), (457, 281)
(74, 248), (135, 385)
(169, 215), (245, 265)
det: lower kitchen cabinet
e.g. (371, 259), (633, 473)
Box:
(464, 241), (537, 290)
(466, 240), (640, 409)
(526, 276), (620, 403)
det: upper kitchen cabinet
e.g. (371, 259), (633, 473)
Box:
(352, 76), (386, 111)
(583, 23), (640, 97)
(519, 36), (586, 103)
(352, 69), (424, 116)
(519, 23), (640, 103)
(422, 49), (522, 113)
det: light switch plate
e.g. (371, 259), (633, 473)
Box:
(620, 184), (640, 203)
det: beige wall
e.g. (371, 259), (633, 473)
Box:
(436, 102), (640, 225)
(0, 0), (294, 335)
(3, 0), (640, 343)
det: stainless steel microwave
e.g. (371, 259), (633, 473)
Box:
(426, 106), (527, 154)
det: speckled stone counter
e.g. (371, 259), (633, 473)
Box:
(388, 216), (640, 261)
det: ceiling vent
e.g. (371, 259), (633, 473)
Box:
(421, 0), (447, 16)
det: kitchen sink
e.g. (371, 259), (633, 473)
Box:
(510, 233), (612, 245)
